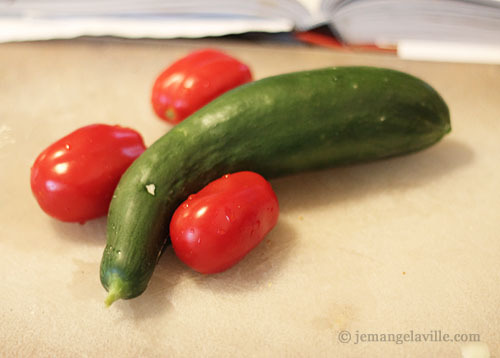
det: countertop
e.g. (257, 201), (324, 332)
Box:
(0, 38), (499, 357)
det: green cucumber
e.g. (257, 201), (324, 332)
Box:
(100, 66), (451, 305)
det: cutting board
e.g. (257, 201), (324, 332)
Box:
(1, 39), (498, 357)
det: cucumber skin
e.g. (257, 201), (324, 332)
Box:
(100, 66), (451, 300)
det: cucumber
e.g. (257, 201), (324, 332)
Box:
(100, 66), (451, 305)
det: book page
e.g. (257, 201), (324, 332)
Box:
(0, 0), (317, 42)
(296, 0), (323, 14)
(0, 16), (294, 43)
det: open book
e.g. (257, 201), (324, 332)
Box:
(1, 0), (500, 47)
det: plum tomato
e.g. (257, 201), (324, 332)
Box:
(170, 171), (279, 274)
(151, 48), (252, 124)
(30, 124), (146, 223)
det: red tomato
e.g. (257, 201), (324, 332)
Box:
(30, 124), (146, 223)
(151, 48), (252, 124)
(170, 171), (279, 274)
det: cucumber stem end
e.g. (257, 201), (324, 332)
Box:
(104, 277), (126, 307)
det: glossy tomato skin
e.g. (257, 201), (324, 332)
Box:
(30, 124), (146, 223)
(170, 171), (279, 274)
(151, 48), (252, 124)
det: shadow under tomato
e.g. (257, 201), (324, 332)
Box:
(112, 219), (297, 321)
(178, 219), (298, 293)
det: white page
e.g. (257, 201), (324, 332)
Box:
(330, 0), (500, 45)
(0, 0), (318, 41)
(0, 16), (294, 43)
(398, 40), (500, 64)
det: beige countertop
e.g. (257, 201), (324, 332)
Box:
(0, 38), (499, 357)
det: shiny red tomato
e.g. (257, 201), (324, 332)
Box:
(30, 124), (146, 223)
(170, 171), (279, 274)
(151, 48), (252, 124)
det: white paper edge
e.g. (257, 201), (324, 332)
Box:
(0, 17), (294, 43)
(398, 40), (500, 65)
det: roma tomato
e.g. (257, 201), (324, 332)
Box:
(30, 124), (146, 223)
(170, 171), (279, 274)
(151, 48), (252, 124)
